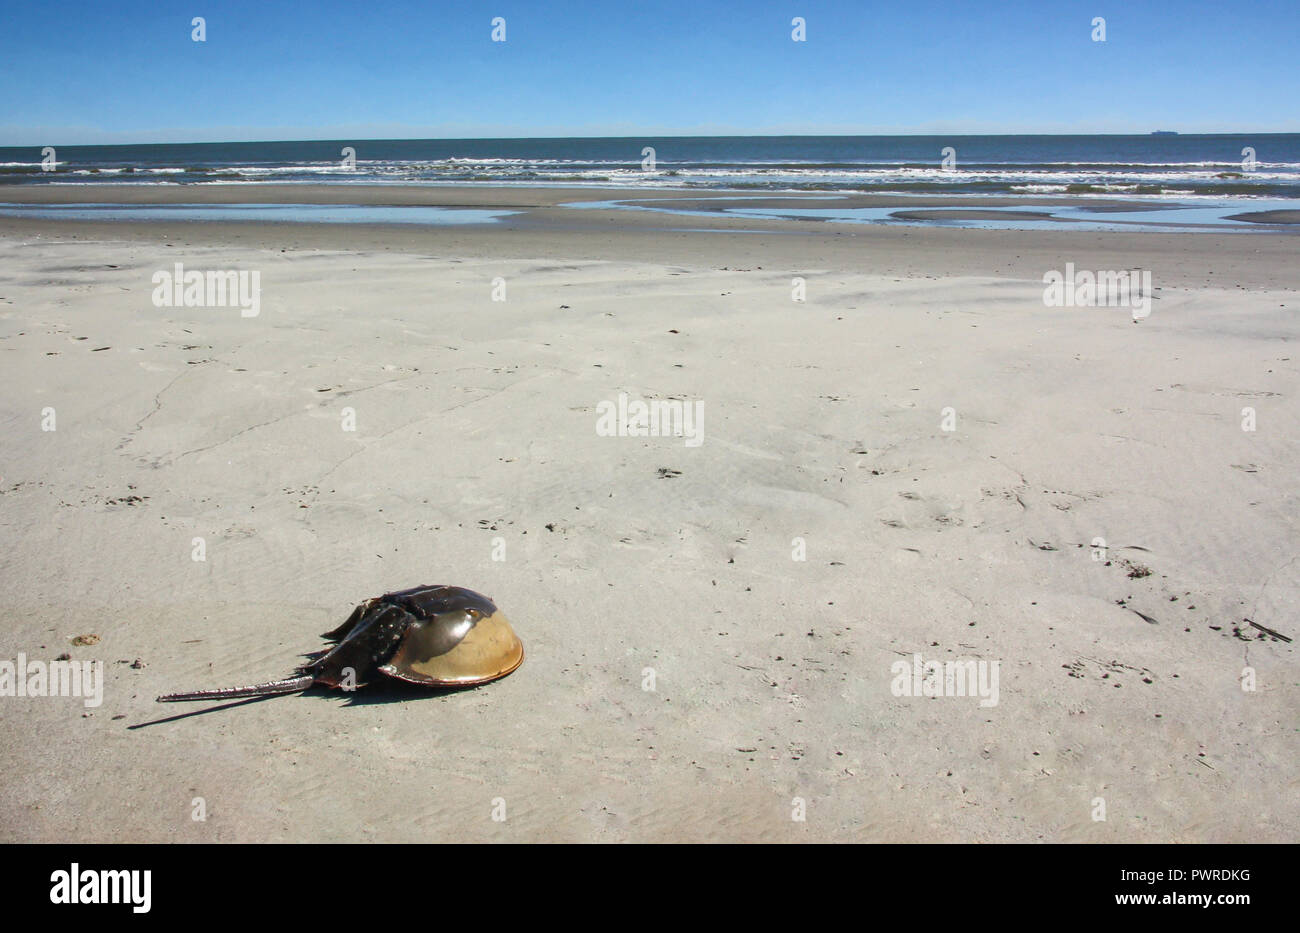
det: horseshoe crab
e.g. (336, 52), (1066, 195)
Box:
(157, 585), (523, 702)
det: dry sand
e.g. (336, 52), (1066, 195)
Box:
(0, 186), (1296, 842)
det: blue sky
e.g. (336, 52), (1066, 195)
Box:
(2, 0), (1297, 144)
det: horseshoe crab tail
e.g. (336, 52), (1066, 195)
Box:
(156, 675), (314, 703)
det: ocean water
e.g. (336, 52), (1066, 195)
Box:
(0, 203), (518, 226)
(2, 135), (1299, 199)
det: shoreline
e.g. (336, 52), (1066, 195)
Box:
(3, 181), (1298, 224)
(4, 185), (1300, 290)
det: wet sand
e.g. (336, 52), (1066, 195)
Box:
(1224, 209), (1300, 224)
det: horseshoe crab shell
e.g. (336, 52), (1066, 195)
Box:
(157, 585), (523, 702)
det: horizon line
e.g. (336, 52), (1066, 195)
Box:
(4, 130), (1300, 150)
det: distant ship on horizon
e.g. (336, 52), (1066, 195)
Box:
(1151, 130), (1179, 136)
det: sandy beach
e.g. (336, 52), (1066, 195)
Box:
(0, 185), (1296, 842)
